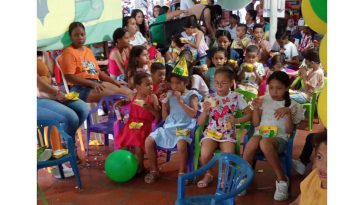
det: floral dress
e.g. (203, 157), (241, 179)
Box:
(201, 91), (248, 143)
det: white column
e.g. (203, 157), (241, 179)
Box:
(269, 0), (278, 47)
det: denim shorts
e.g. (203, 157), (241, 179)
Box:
(252, 131), (288, 154)
(290, 92), (308, 104)
(70, 79), (100, 102)
(275, 137), (288, 154)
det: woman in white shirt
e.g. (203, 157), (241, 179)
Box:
(123, 16), (147, 46)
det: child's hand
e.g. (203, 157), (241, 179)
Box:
(274, 107), (291, 120)
(227, 116), (236, 124)
(252, 97), (263, 110)
(202, 101), (212, 112)
(259, 40), (267, 51)
(173, 91), (182, 102)
(159, 93), (168, 104)
(299, 67), (308, 79)
(159, 81), (170, 93)
(253, 64), (257, 73)
(55, 91), (66, 102)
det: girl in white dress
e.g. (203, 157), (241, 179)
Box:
(243, 71), (305, 201)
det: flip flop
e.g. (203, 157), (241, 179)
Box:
(144, 171), (160, 184)
(197, 173), (214, 188)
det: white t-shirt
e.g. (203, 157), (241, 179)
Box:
(238, 62), (266, 87)
(180, 0), (195, 10)
(130, 31), (147, 46)
(257, 95), (305, 140)
(272, 41), (299, 61)
(191, 74), (209, 97)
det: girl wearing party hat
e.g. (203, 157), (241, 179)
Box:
(144, 57), (202, 184)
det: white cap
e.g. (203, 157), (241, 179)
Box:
(298, 18), (305, 26)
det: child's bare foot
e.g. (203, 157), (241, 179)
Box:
(144, 171), (160, 184)
(197, 173), (213, 188)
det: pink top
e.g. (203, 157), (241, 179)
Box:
(108, 48), (128, 76)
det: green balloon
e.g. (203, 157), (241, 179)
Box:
(105, 150), (138, 183)
(310, 0), (327, 23)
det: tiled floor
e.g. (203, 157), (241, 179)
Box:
(37, 120), (325, 205)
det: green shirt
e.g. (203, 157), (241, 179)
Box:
(150, 14), (167, 46)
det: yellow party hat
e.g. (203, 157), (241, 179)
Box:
(172, 57), (189, 77)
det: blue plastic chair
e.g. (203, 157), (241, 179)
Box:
(37, 120), (82, 188)
(155, 121), (198, 173)
(86, 94), (128, 155)
(193, 117), (255, 171)
(243, 129), (297, 179)
(176, 153), (254, 205)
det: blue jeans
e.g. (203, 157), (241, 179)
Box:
(37, 98), (90, 140)
(290, 93), (308, 104)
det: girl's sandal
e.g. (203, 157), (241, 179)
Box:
(144, 171), (160, 184)
(197, 173), (214, 188)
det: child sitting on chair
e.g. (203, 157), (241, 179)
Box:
(237, 45), (266, 95)
(243, 71), (305, 201)
(290, 49), (324, 104)
(196, 66), (251, 188)
(166, 34), (186, 66)
(151, 62), (168, 99)
(289, 131), (327, 205)
(144, 57), (202, 183)
(115, 72), (160, 174)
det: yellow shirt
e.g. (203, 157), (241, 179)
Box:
(231, 37), (251, 49)
(299, 169), (327, 205)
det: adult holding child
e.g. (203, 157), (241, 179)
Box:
(59, 22), (133, 103)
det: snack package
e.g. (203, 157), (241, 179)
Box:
(259, 125), (278, 138)
(228, 59), (238, 66)
(243, 63), (254, 72)
(206, 129), (223, 140)
(180, 37), (188, 43)
(201, 64), (208, 72)
(205, 97), (217, 108)
(134, 99), (145, 107)
(65, 92), (80, 100)
(176, 128), (190, 136)
(129, 122), (144, 129)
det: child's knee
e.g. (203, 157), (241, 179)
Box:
(243, 143), (257, 156)
(259, 139), (273, 152)
(145, 136), (155, 147)
(177, 141), (188, 152)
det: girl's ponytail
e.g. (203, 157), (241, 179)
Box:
(284, 91), (291, 107)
